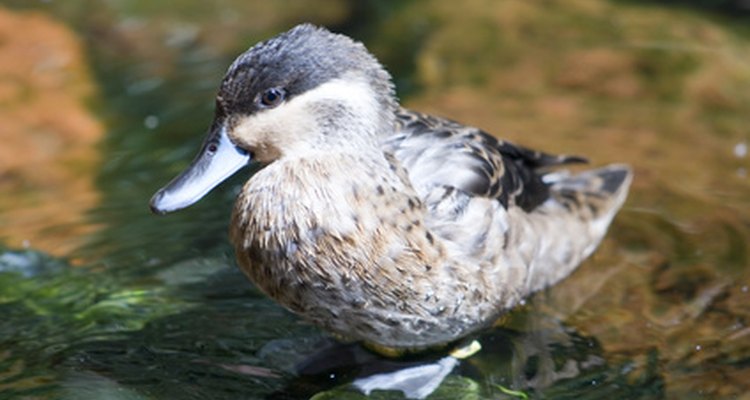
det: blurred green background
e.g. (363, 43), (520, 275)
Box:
(1, 0), (749, 399)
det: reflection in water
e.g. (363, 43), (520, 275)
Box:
(352, 356), (458, 398)
(1, 0), (749, 399)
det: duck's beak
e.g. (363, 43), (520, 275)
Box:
(150, 124), (251, 214)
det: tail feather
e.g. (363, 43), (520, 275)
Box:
(548, 164), (632, 219)
(598, 166), (631, 195)
(512, 164), (632, 294)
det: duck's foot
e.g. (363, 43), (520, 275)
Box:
(449, 339), (482, 359)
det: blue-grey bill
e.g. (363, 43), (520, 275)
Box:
(150, 126), (250, 214)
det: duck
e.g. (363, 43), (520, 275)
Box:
(150, 23), (632, 352)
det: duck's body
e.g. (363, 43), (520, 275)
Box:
(151, 24), (632, 350)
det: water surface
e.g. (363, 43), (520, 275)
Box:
(1, 1), (749, 399)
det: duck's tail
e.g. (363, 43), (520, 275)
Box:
(545, 164), (633, 254)
(515, 164), (632, 294)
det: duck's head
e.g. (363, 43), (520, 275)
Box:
(150, 24), (397, 214)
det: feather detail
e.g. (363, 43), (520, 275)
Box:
(386, 108), (587, 211)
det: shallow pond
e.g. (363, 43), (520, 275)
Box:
(1, 1), (749, 399)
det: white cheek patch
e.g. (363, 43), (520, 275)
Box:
(297, 76), (381, 126)
(230, 75), (381, 156)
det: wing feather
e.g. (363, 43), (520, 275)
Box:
(384, 108), (586, 212)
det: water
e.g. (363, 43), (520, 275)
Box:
(1, 1), (749, 398)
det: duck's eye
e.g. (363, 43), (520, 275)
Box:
(259, 87), (285, 108)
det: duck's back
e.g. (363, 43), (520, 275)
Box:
(385, 109), (632, 295)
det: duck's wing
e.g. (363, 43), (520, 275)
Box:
(384, 108), (632, 299)
(384, 108), (587, 212)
